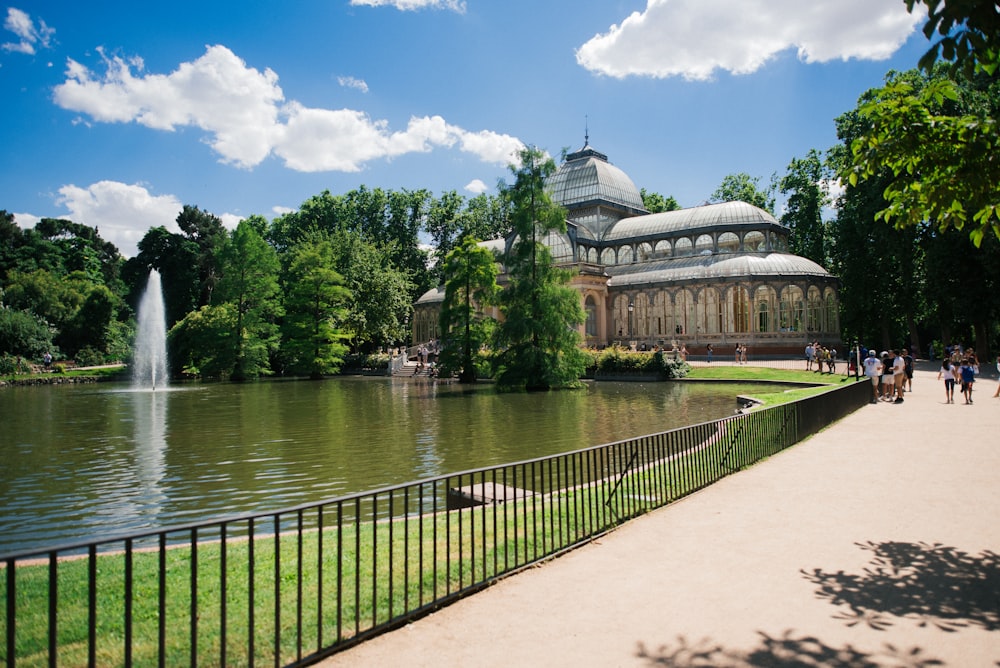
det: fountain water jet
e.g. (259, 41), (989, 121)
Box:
(133, 270), (169, 391)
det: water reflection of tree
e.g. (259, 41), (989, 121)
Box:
(636, 630), (941, 667)
(802, 541), (1000, 632)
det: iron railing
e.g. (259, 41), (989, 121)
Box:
(1, 378), (870, 667)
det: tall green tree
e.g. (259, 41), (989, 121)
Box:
(328, 230), (413, 353)
(491, 146), (587, 391)
(126, 226), (200, 328)
(437, 237), (499, 383)
(280, 236), (351, 379)
(829, 92), (926, 353)
(214, 221), (282, 380)
(779, 150), (830, 265)
(177, 204), (226, 305)
(710, 172), (777, 214)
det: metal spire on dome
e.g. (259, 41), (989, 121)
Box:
(566, 116), (607, 163)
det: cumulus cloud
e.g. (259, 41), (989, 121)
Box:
(349, 0), (466, 12)
(2, 7), (55, 55)
(53, 44), (522, 172)
(54, 181), (184, 258)
(576, 0), (921, 81)
(464, 179), (488, 194)
(337, 75), (369, 93)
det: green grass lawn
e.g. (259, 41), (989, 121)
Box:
(686, 365), (854, 406)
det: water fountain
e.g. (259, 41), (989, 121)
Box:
(132, 269), (169, 391)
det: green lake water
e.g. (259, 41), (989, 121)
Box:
(0, 376), (763, 554)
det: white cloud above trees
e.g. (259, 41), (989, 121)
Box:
(53, 44), (523, 173)
(576, 0), (922, 81)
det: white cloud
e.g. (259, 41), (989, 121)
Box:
(12, 212), (41, 228)
(53, 44), (522, 173)
(337, 75), (369, 93)
(349, 0), (466, 12)
(54, 46), (282, 168)
(576, 0), (921, 81)
(272, 205), (296, 216)
(464, 179), (488, 194)
(2, 7), (55, 55)
(54, 181), (184, 258)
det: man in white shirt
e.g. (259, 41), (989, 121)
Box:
(862, 349), (882, 404)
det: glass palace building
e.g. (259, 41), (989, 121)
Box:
(414, 142), (841, 356)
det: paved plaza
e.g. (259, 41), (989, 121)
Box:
(320, 364), (1000, 667)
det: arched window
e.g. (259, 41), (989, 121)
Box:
(600, 247), (616, 265)
(675, 237), (693, 257)
(638, 242), (654, 261)
(743, 230), (766, 252)
(731, 286), (750, 333)
(695, 234), (714, 255)
(755, 286), (778, 333)
(718, 232), (739, 253)
(585, 295), (597, 337)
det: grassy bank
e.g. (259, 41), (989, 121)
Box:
(3, 422), (767, 666)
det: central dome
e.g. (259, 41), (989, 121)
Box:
(546, 143), (647, 214)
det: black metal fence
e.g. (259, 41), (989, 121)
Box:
(1, 378), (870, 667)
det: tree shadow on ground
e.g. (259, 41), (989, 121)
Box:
(801, 540), (1000, 632)
(636, 630), (943, 667)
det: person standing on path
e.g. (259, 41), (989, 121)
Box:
(937, 358), (957, 403)
(706, 344), (713, 363)
(863, 349), (882, 404)
(891, 349), (906, 403)
(902, 349), (914, 392)
(805, 342), (814, 371)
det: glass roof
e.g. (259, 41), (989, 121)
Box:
(606, 253), (831, 286)
(603, 201), (780, 242)
(546, 144), (646, 213)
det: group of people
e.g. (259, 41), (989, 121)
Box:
(861, 348), (912, 404)
(935, 347), (997, 404)
(805, 341), (838, 374)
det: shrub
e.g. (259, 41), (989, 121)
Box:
(0, 354), (32, 375)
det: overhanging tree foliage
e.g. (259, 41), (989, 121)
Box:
(847, 1), (1000, 246)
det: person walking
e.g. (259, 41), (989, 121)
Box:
(863, 350), (882, 404)
(937, 358), (956, 403)
(960, 357), (976, 404)
(902, 348), (914, 392)
(706, 344), (713, 363)
(993, 354), (1000, 398)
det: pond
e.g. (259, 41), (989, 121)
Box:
(0, 376), (766, 554)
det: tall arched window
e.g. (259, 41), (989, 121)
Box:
(585, 295), (597, 337)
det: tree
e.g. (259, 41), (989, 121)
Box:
(908, 0), (1000, 77)
(327, 230), (413, 353)
(829, 100), (926, 353)
(0, 307), (54, 359)
(846, 1), (1000, 246)
(779, 150), (830, 265)
(710, 172), (777, 214)
(640, 188), (681, 213)
(280, 236), (351, 379)
(491, 146), (587, 391)
(437, 237), (498, 383)
(168, 303), (238, 378)
(126, 226), (200, 328)
(176, 204), (226, 305)
(214, 221), (282, 380)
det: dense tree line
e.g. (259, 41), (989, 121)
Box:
(0, 188), (510, 378)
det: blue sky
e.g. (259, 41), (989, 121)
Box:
(2, 0), (932, 257)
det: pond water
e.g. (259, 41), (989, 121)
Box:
(0, 376), (765, 554)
